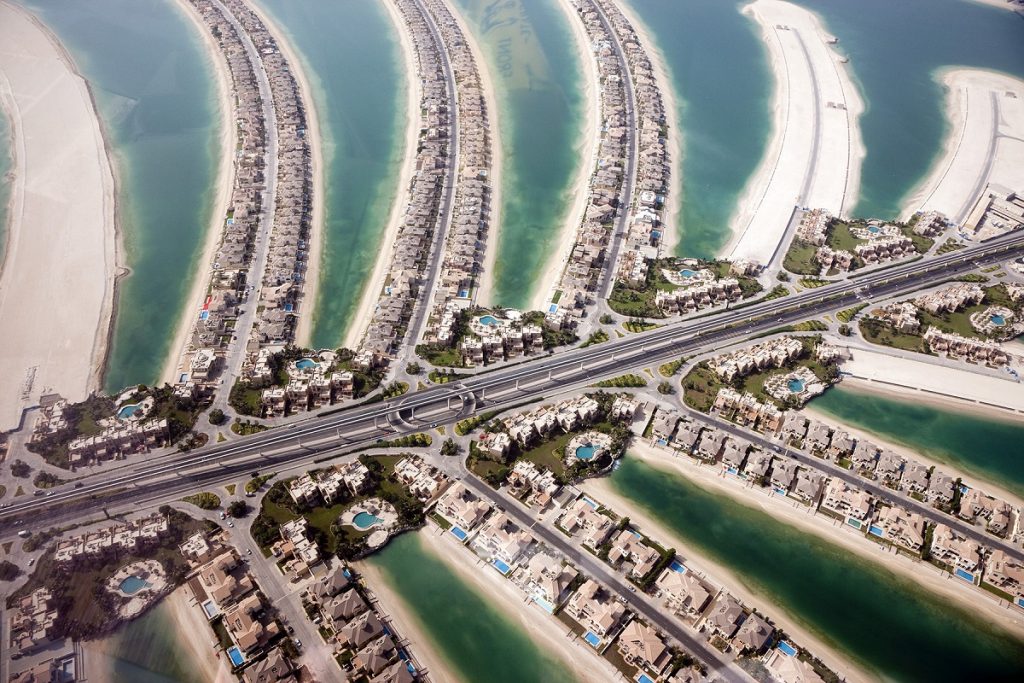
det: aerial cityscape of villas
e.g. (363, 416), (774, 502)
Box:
(706, 336), (805, 383)
(52, 513), (170, 563)
(663, 393), (1023, 595)
(30, 395), (170, 466)
(454, 312), (546, 366)
(175, 0), (315, 397)
(418, 0), (497, 351)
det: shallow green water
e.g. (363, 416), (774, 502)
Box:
(611, 457), (1024, 681)
(625, 0), (1024, 258)
(90, 597), (205, 683)
(452, 0), (587, 308)
(255, 0), (407, 349)
(812, 386), (1024, 499)
(22, 0), (222, 392)
(369, 532), (576, 683)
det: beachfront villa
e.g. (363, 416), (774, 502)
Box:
(472, 512), (535, 568)
(507, 460), (562, 508)
(565, 579), (628, 640)
(656, 565), (712, 619)
(923, 327), (1011, 366)
(608, 529), (660, 579)
(435, 483), (491, 531)
(393, 455), (450, 502)
(197, 551), (255, 611)
(970, 306), (1018, 338)
(558, 497), (616, 549)
(820, 479), (873, 526)
(515, 551), (578, 611)
(871, 506), (926, 553)
(931, 524), (982, 577)
(617, 620), (671, 676)
(708, 337), (805, 383)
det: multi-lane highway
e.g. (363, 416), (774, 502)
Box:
(4, 231), (1023, 531)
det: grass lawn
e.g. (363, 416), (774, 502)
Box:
(519, 430), (572, 477)
(783, 240), (819, 275)
(859, 319), (927, 353)
(827, 221), (866, 252)
(682, 365), (724, 412)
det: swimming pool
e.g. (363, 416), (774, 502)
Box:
(583, 631), (601, 648)
(679, 269), (696, 278)
(202, 600), (219, 619)
(353, 511), (382, 530)
(118, 575), (149, 594)
(954, 568), (975, 583)
(117, 404), (141, 420)
(778, 641), (798, 657)
(991, 314), (1006, 326)
(636, 674), (655, 683)
(669, 560), (687, 574)
(479, 315), (499, 326)
(450, 526), (468, 541)
(295, 358), (315, 369)
(492, 559), (511, 575)
(226, 646), (245, 666)
(868, 525), (885, 537)
(868, 225), (881, 234)
(575, 444), (598, 461)
(787, 378), (805, 393)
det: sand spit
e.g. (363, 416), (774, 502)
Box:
(417, 527), (618, 683)
(357, 557), (464, 683)
(162, 0), (238, 385)
(727, 0), (865, 265)
(900, 68), (1024, 223)
(0, 1), (118, 430)
(838, 345), (1024, 418)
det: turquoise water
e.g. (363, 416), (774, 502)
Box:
(479, 315), (499, 326)
(575, 445), (597, 461)
(369, 533), (576, 683)
(89, 595), (207, 683)
(226, 646), (244, 666)
(118, 575), (149, 594)
(255, 0), (408, 349)
(0, 107), (11, 267)
(295, 358), (315, 370)
(23, 0), (223, 392)
(612, 457), (1024, 681)
(625, 0), (1024, 257)
(812, 386), (1024, 499)
(787, 378), (805, 393)
(352, 510), (381, 530)
(992, 314), (1006, 326)
(452, 0), (587, 308)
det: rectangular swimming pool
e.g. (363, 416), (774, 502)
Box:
(777, 641), (798, 657)
(669, 560), (687, 574)
(636, 674), (655, 683)
(583, 631), (601, 648)
(492, 559), (512, 575)
(226, 646), (244, 667)
(450, 526), (468, 541)
(954, 568), (975, 583)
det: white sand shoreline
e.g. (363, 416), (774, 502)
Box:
(417, 527), (618, 682)
(161, 0), (239, 386)
(448, 2), (503, 309)
(618, 1), (683, 254)
(899, 67), (1024, 223)
(342, 0), (421, 351)
(529, 0), (601, 312)
(0, 1), (118, 429)
(725, 0), (865, 264)
(250, 1), (325, 348)
(358, 552), (466, 683)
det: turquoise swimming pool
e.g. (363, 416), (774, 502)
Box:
(226, 646), (244, 667)
(787, 378), (805, 393)
(296, 358), (316, 369)
(117, 404), (141, 419)
(353, 511), (382, 530)
(479, 315), (499, 326)
(118, 575), (149, 594)
(679, 268), (696, 278)
(991, 314), (1006, 326)
(575, 444), (598, 461)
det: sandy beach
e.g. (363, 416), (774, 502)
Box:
(0, 1), (118, 430)
(161, 0), (239, 385)
(251, 2), (325, 348)
(342, 0), (420, 351)
(969, 0), (1024, 11)
(837, 346), (1024, 418)
(617, 1), (683, 254)
(357, 554), (465, 683)
(529, 0), (601, 312)
(726, 0), (865, 265)
(83, 586), (233, 683)
(449, 2), (503, 309)
(417, 527), (619, 682)
(594, 444), (1024, 640)
(900, 68), (1024, 223)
